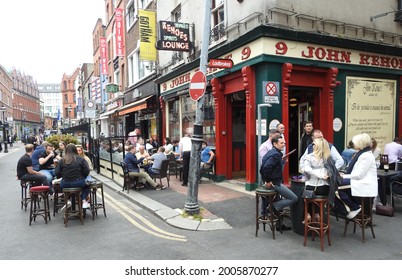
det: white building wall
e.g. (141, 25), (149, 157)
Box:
(156, 0), (402, 75)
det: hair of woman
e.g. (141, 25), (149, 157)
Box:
(313, 138), (331, 161)
(63, 143), (78, 165)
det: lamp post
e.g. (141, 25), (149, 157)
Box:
(0, 105), (8, 153)
(67, 105), (72, 128)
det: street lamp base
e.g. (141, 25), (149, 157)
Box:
(184, 202), (200, 215)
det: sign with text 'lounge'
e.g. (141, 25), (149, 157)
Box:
(156, 21), (191, 52)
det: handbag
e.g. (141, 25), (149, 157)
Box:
(302, 187), (316, 199)
(375, 205), (394, 217)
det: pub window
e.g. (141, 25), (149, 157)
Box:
(168, 99), (180, 141)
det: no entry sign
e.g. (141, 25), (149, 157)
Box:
(189, 71), (206, 101)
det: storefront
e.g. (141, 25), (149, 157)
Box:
(156, 25), (402, 191)
(120, 79), (160, 141)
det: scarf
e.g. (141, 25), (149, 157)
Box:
(346, 146), (371, 174)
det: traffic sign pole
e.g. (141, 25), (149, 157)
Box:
(185, 0), (212, 215)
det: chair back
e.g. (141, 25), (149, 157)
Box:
(396, 160), (402, 171)
(120, 161), (129, 175)
(159, 159), (169, 177)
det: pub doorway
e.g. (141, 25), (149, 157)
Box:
(288, 87), (320, 176)
(229, 91), (247, 179)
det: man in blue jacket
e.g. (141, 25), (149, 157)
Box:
(260, 136), (298, 231)
(31, 141), (48, 171)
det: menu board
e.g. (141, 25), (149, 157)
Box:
(345, 77), (396, 152)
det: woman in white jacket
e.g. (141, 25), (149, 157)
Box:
(302, 138), (330, 222)
(339, 133), (378, 219)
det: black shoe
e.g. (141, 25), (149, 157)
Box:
(276, 224), (292, 231)
(181, 182), (188, 186)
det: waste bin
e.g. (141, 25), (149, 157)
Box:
(290, 178), (305, 235)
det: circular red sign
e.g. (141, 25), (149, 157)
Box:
(189, 71), (206, 101)
(266, 82), (277, 96)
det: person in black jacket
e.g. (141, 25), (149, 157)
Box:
(260, 136), (298, 230)
(55, 144), (91, 210)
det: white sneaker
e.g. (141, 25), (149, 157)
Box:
(61, 200), (72, 212)
(82, 201), (91, 209)
(347, 207), (361, 219)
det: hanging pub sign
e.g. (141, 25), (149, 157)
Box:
(105, 83), (119, 94)
(156, 21), (192, 52)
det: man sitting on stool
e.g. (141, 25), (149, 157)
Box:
(260, 136), (298, 231)
(16, 144), (48, 186)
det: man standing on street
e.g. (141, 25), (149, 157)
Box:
(260, 136), (298, 231)
(179, 133), (192, 186)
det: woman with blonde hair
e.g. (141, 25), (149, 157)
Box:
(338, 133), (378, 219)
(76, 145), (93, 170)
(301, 137), (331, 222)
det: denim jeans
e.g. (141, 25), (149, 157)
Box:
(261, 183), (298, 215)
(61, 179), (89, 200)
(39, 169), (55, 193)
(272, 183), (298, 211)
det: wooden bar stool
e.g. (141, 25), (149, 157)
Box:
(88, 181), (107, 220)
(62, 188), (83, 227)
(303, 196), (331, 251)
(255, 188), (280, 239)
(29, 186), (51, 225)
(344, 196), (375, 243)
(20, 180), (32, 211)
(52, 183), (64, 216)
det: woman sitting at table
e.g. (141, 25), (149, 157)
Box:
(301, 138), (330, 222)
(55, 143), (91, 210)
(76, 145), (93, 170)
(337, 133), (378, 219)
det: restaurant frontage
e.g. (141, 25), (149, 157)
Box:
(156, 25), (402, 191)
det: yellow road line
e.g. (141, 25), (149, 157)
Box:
(102, 191), (187, 242)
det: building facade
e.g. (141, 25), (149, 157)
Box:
(155, 0), (402, 190)
(61, 69), (79, 130)
(38, 83), (62, 133)
(10, 69), (41, 141)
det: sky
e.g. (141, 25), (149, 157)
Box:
(0, 0), (105, 84)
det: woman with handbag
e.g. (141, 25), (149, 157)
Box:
(301, 138), (330, 223)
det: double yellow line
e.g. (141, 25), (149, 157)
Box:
(102, 191), (187, 242)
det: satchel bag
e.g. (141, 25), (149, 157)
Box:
(302, 186), (317, 199)
(376, 205), (394, 217)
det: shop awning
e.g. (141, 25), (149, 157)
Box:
(99, 109), (117, 119)
(62, 122), (89, 134)
(118, 96), (153, 116)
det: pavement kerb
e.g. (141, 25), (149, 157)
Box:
(90, 172), (233, 231)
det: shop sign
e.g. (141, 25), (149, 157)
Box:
(156, 21), (191, 52)
(106, 83), (119, 93)
(208, 58), (234, 69)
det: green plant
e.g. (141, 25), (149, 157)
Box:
(45, 134), (78, 149)
(181, 207), (206, 221)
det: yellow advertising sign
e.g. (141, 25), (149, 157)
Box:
(139, 10), (157, 61)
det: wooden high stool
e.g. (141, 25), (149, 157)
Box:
(29, 186), (51, 225)
(52, 183), (65, 216)
(255, 188), (280, 239)
(62, 188), (83, 227)
(303, 196), (331, 251)
(20, 180), (33, 211)
(344, 196), (375, 243)
(88, 181), (107, 220)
